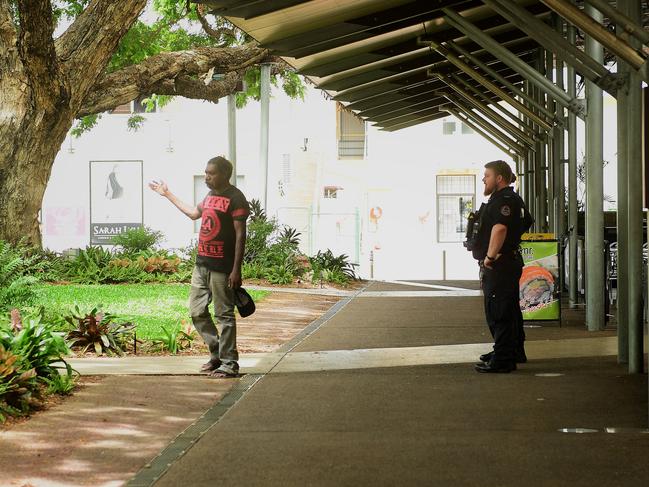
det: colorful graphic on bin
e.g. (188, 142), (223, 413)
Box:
(519, 240), (560, 321)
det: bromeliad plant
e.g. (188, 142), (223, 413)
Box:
(151, 320), (196, 355)
(65, 306), (135, 356)
(0, 309), (75, 421)
(0, 345), (38, 421)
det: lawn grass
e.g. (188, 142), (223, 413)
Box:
(33, 284), (269, 339)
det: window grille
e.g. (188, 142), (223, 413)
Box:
(437, 175), (476, 242)
(336, 103), (366, 158)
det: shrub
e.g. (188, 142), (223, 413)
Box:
(61, 246), (113, 284)
(0, 309), (74, 422)
(309, 250), (358, 284)
(0, 310), (71, 379)
(0, 241), (40, 312)
(111, 226), (164, 254)
(150, 321), (196, 354)
(0, 345), (38, 421)
(65, 306), (135, 356)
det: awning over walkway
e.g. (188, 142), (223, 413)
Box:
(197, 0), (648, 136)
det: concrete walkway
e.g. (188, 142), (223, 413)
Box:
(119, 280), (648, 486)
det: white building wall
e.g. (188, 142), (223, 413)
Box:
(42, 84), (618, 281)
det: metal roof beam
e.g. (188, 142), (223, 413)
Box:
(436, 74), (537, 147)
(333, 42), (538, 104)
(540, 0), (647, 70)
(364, 68), (526, 121)
(482, 0), (624, 94)
(445, 39), (557, 123)
(199, 0), (312, 19)
(318, 27), (532, 91)
(298, 5), (550, 77)
(344, 54), (534, 111)
(446, 108), (522, 157)
(442, 7), (581, 115)
(443, 99), (527, 155)
(379, 112), (447, 131)
(262, 0), (479, 58)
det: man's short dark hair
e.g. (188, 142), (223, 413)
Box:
(484, 160), (516, 184)
(207, 156), (233, 180)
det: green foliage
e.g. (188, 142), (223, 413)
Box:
(235, 66), (306, 108)
(0, 240), (41, 312)
(151, 321), (196, 354)
(61, 246), (114, 284)
(0, 345), (37, 422)
(265, 261), (298, 285)
(65, 306), (135, 356)
(71, 114), (101, 138)
(127, 114), (147, 131)
(0, 311), (71, 379)
(111, 226), (164, 254)
(309, 250), (358, 284)
(0, 309), (74, 422)
(42, 372), (76, 396)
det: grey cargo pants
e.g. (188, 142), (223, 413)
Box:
(189, 265), (239, 373)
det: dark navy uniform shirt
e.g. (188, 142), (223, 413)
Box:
(477, 186), (525, 258)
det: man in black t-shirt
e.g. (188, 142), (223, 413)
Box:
(150, 156), (249, 377)
(473, 160), (529, 373)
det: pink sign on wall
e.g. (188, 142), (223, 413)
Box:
(44, 207), (87, 237)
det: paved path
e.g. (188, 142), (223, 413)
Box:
(120, 280), (648, 487)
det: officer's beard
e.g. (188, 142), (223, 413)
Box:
(483, 183), (495, 196)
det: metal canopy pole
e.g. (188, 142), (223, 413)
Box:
(584, 2), (606, 331)
(546, 49), (556, 234)
(441, 8), (577, 112)
(227, 94), (237, 185)
(259, 63), (271, 209)
(616, 7), (630, 363)
(484, 0), (612, 87)
(429, 41), (554, 130)
(446, 40), (558, 124)
(567, 22), (579, 308)
(439, 74), (538, 147)
(622, 0), (644, 374)
(587, 0), (649, 45)
(535, 53), (548, 232)
(540, 0), (647, 71)
(554, 18), (567, 297)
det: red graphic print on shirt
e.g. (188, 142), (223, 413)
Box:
(195, 187), (250, 273)
(198, 195), (230, 259)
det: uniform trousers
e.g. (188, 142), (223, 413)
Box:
(481, 253), (525, 365)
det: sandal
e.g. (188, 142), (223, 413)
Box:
(200, 358), (221, 372)
(207, 368), (238, 378)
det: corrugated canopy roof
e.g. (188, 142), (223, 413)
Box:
(195, 1), (637, 134)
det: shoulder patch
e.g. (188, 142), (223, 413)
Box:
(500, 205), (511, 216)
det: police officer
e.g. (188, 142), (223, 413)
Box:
(474, 160), (529, 373)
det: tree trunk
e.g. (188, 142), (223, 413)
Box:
(0, 74), (74, 247)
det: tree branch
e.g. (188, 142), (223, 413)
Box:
(0, 0), (17, 54)
(195, 5), (235, 46)
(16, 0), (57, 82)
(78, 44), (269, 116)
(150, 72), (242, 103)
(55, 0), (147, 101)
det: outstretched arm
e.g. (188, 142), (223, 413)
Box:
(149, 180), (201, 220)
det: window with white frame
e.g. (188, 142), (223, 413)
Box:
(436, 174), (476, 242)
